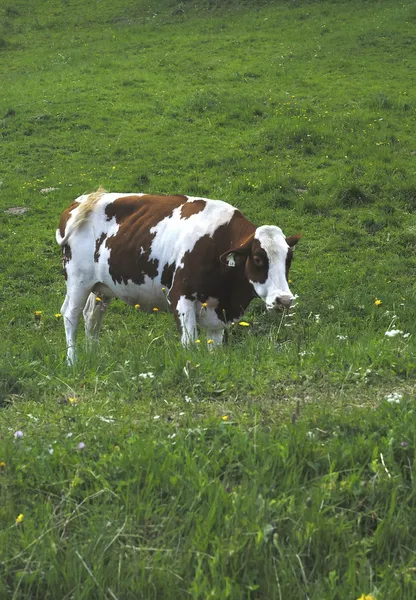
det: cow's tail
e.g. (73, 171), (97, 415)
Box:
(56, 187), (107, 246)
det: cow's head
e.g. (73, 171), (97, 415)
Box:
(220, 226), (301, 309)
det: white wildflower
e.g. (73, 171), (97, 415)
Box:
(385, 329), (403, 337)
(153, 415), (160, 420)
(139, 372), (154, 379)
(99, 416), (115, 423)
(40, 187), (58, 194)
(385, 392), (402, 404)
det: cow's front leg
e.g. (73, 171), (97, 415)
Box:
(83, 292), (112, 342)
(206, 328), (224, 347)
(197, 302), (225, 347)
(172, 294), (198, 346)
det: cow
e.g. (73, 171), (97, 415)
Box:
(56, 188), (301, 364)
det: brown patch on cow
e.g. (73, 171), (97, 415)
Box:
(61, 244), (72, 280)
(219, 232), (254, 268)
(161, 262), (175, 288)
(170, 211), (257, 323)
(94, 232), (107, 262)
(180, 199), (206, 220)
(62, 244), (72, 265)
(245, 238), (269, 284)
(220, 234), (269, 284)
(58, 201), (79, 238)
(105, 194), (188, 223)
(105, 195), (188, 286)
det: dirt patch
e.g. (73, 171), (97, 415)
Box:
(4, 207), (30, 215)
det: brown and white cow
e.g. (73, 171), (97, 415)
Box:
(56, 188), (300, 364)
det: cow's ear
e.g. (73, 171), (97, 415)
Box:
(286, 233), (302, 248)
(220, 234), (254, 267)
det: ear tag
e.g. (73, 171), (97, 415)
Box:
(226, 253), (236, 267)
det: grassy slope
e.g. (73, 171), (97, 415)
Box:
(0, 0), (416, 598)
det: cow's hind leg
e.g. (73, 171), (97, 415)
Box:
(61, 287), (91, 365)
(83, 292), (112, 342)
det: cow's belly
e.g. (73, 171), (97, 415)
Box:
(93, 274), (171, 312)
(93, 236), (173, 310)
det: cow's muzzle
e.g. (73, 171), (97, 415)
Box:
(267, 294), (294, 310)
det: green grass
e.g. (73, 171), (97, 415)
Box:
(1, 0), (416, 597)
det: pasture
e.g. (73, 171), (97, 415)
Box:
(0, 0), (415, 597)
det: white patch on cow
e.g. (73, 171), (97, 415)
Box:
(251, 225), (294, 309)
(176, 295), (198, 345)
(149, 197), (235, 270)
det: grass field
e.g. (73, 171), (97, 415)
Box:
(1, 0), (416, 598)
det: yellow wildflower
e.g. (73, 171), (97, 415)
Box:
(134, 304), (140, 310)
(374, 298), (382, 306)
(0, 461), (5, 471)
(55, 313), (62, 319)
(356, 595), (375, 600)
(207, 339), (214, 344)
(161, 287), (166, 292)
(222, 415), (229, 421)
(15, 513), (24, 525)
(68, 397), (77, 404)
(153, 307), (159, 313)
(239, 321), (250, 327)
(34, 311), (42, 321)
(195, 339), (201, 344)
(95, 297), (102, 303)
(202, 302), (208, 308)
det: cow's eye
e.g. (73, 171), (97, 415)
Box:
(253, 255), (264, 267)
